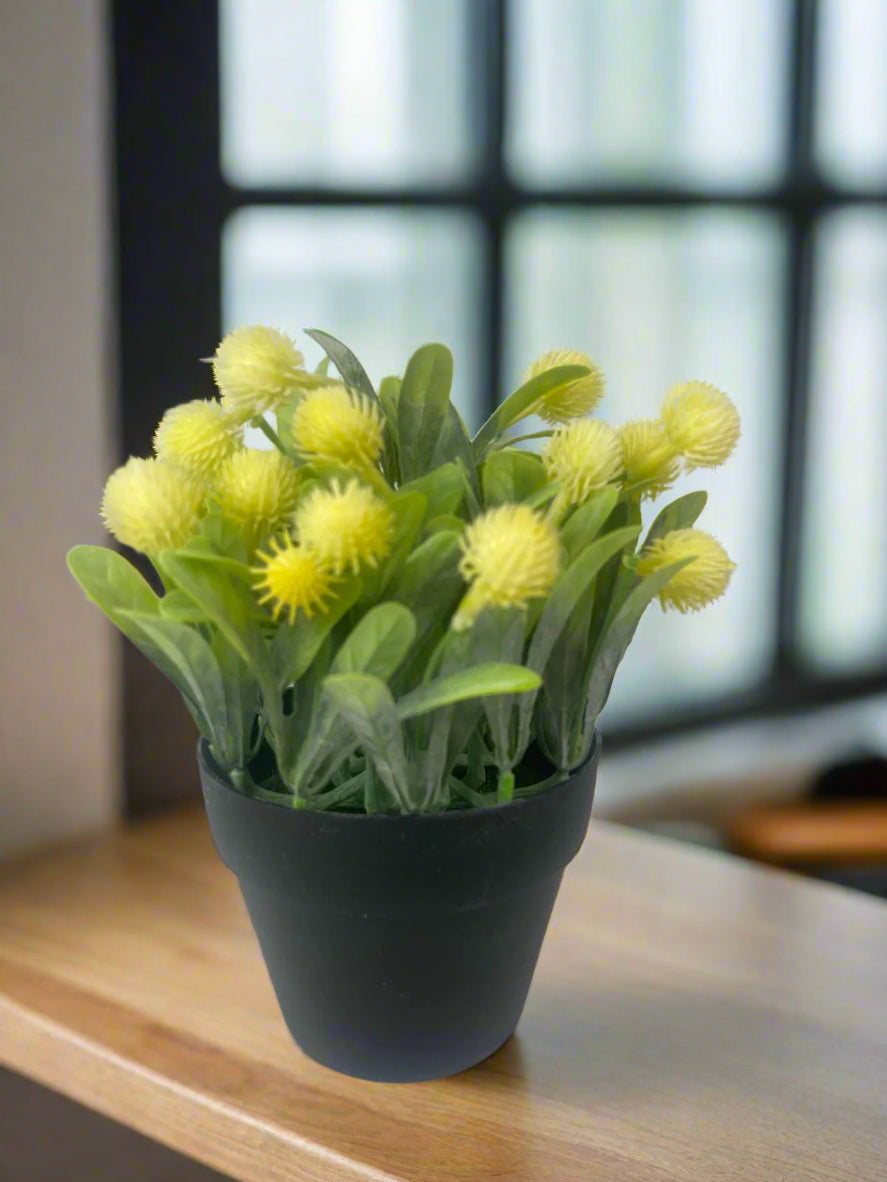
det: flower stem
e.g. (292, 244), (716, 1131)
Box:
(497, 770), (515, 804)
(253, 416), (286, 453)
(360, 464), (393, 498)
(489, 429), (555, 450)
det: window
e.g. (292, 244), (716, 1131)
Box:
(114, 0), (887, 800)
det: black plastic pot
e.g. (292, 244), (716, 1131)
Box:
(198, 739), (599, 1083)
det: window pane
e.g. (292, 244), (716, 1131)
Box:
(816, 0), (887, 186)
(508, 0), (790, 187)
(220, 0), (476, 186)
(799, 212), (887, 670)
(223, 208), (484, 426)
(506, 210), (785, 724)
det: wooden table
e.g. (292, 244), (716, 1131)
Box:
(1, 807), (885, 1182)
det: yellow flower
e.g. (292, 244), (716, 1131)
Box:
(101, 457), (207, 554)
(290, 384), (383, 473)
(454, 504), (561, 630)
(524, 349), (605, 423)
(295, 479), (393, 575)
(153, 399), (243, 479)
(636, 528), (736, 613)
(252, 536), (339, 623)
(660, 381), (740, 471)
(618, 419), (680, 500)
(211, 326), (314, 423)
(542, 419), (623, 506)
(213, 448), (302, 551)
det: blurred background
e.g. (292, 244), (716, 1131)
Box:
(4, 0), (887, 884)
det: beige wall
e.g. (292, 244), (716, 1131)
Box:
(0, 1), (118, 856)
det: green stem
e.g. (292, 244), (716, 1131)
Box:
(359, 464), (393, 499)
(466, 732), (487, 788)
(513, 768), (568, 799)
(544, 489), (569, 526)
(312, 772), (364, 811)
(448, 776), (493, 809)
(497, 770), (515, 804)
(489, 429), (555, 450)
(364, 760), (379, 814)
(253, 416), (286, 453)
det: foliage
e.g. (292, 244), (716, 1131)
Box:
(69, 328), (739, 813)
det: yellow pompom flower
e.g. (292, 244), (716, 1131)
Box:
(153, 399), (243, 479)
(290, 384), (383, 474)
(636, 528), (736, 613)
(101, 457), (207, 554)
(542, 419), (623, 507)
(660, 381), (740, 471)
(213, 448), (302, 551)
(453, 504), (561, 630)
(524, 348), (605, 423)
(618, 418), (680, 500)
(212, 326), (315, 423)
(295, 479), (393, 575)
(252, 536), (339, 623)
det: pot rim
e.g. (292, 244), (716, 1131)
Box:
(198, 731), (601, 824)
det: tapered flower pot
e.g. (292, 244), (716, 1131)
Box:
(198, 737), (599, 1083)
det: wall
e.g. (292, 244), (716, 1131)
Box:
(0, 1), (118, 856)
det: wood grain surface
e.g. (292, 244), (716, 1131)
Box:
(0, 806), (885, 1182)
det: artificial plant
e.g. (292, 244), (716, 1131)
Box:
(69, 326), (738, 812)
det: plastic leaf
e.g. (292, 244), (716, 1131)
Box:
(397, 344), (454, 481)
(321, 673), (412, 810)
(472, 365), (590, 459)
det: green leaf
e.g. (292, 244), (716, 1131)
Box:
(304, 328), (377, 402)
(472, 608), (526, 772)
(68, 545), (160, 618)
(285, 604), (415, 795)
(397, 344), (454, 481)
(588, 501), (633, 648)
(431, 404), (480, 499)
(399, 461), (465, 520)
(331, 602), (417, 679)
(360, 490), (428, 602)
(643, 491), (708, 550)
(117, 610), (227, 749)
(314, 356), (330, 376)
(211, 630), (260, 770)
(157, 550), (285, 753)
(271, 576), (361, 688)
(389, 530), (463, 629)
(321, 674), (412, 811)
(560, 488), (619, 563)
(378, 375), (401, 437)
(158, 551), (268, 675)
(584, 558), (694, 725)
(472, 365), (590, 459)
(425, 514), (465, 535)
(397, 663), (541, 720)
(481, 448), (547, 507)
(517, 525), (640, 756)
(158, 589), (208, 625)
(529, 526), (641, 678)
(537, 589), (596, 771)
(377, 376), (403, 485)
(67, 547), (217, 735)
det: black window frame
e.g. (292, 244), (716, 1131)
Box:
(113, 0), (887, 811)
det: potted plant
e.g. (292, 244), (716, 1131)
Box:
(69, 325), (738, 1082)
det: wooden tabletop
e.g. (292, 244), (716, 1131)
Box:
(1, 807), (885, 1182)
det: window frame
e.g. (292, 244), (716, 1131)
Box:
(112, 0), (887, 812)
